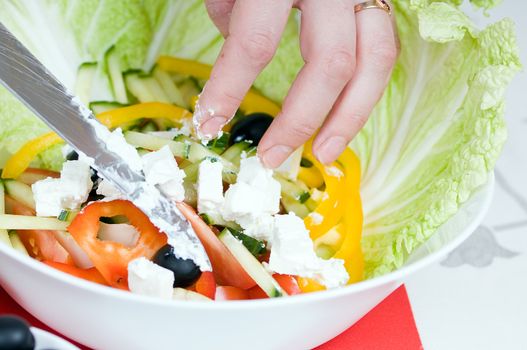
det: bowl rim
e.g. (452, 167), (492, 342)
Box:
(0, 175), (494, 310)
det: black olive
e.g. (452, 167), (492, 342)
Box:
(65, 151), (79, 161)
(89, 168), (100, 184)
(229, 112), (273, 146)
(0, 315), (35, 350)
(153, 244), (202, 288)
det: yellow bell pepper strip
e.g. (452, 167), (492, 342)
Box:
(158, 56), (281, 116)
(303, 145), (346, 241)
(332, 148), (364, 283)
(2, 103), (192, 180)
(97, 102), (192, 129)
(296, 277), (326, 293)
(157, 56), (212, 80)
(240, 90), (281, 116)
(298, 166), (324, 189)
(1, 132), (63, 180)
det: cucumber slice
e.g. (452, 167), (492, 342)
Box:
(142, 77), (171, 103)
(0, 214), (69, 231)
(199, 214), (242, 231)
(125, 72), (156, 102)
(75, 62), (97, 105)
(276, 145), (303, 181)
(89, 101), (128, 115)
(182, 178), (198, 207)
(227, 228), (266, 258)
(219, 229), (284, 298)
(177, 79), (201, 109)
(4, 180), (35, 210)
(0, 181), (11, 247)
(125, 131), (238, 183)
(222, 141), (252, 164)
(0, 180), (5, 214)
(0, 230), (10, 247)
(173, 288), (212, 301)
(206, 133), (230, 155)
(275, 176), (311, 204)
(105, 46), (128, 104)
(9, 232), (28, 256)
(153, 67), (187, 108)
(281, 194), (310, 219)
(181, 162), (199, 182)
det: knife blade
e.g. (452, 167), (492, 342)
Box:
(0, 23), (210, 270)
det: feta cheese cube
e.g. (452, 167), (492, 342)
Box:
(128, 257), (174, 300)
(142, 146), (186, 202)
(197, 159), (224, 214)
(268, 213), (349, 288)
(107, 128), (143, 172)
(96, 179), (125, 200)
(32, 160), (93, 217)
(222, 156), (281, 224)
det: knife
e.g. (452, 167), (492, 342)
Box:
(0, 23), (210, 270)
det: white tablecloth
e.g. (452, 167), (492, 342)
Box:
(406, 2), (527, 349)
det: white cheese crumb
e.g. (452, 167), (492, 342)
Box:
(128, 257), (174, 300)
(142, 146), (186, 202)
(308, 212), (324, 225)
(268, 213), (349, 288)
(197, 159), (224, 215)
(106, 128), (143, 172)
(96, 179), (125, 200)
(325, 166), (343, 178)
(222, 156), (281, 222)
(32, 160), (93, 217)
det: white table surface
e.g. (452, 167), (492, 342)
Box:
(405, 2), (527, 349)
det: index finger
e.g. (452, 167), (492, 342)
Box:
(195, 0), (293, 139)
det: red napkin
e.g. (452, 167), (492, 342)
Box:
(0, 285), (421, 349)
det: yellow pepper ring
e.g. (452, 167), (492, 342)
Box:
(97, 102), (192, 129)
(332, 148), (364, 283)
(303, 144), (346, 241)
(1, 132), (63, 179)
(298, 166), (324, 189)
(157, 56), (212, 80)
(158, 56), (281, 116)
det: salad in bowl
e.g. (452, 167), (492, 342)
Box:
(0, 55), (363, 300)
(0, 0), (520, 343)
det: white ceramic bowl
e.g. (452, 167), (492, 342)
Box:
(0, 176), (494, 350)
(31, 327), (79, 350)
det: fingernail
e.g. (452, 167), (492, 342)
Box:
(199, 115), (228, 138)
(261, 145), (293, 169)
(315, 136), (347, 165)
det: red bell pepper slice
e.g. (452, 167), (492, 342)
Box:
(67, 200), (167, 290)
(44, 261), (108, 286)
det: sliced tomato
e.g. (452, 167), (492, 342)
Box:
(67, 200), (167, 290)
(44, 261), (108, 286)
(215, 286), (249, 301)
(194, 271), (216, 300)
(273, 274), (301, 295)
(17, 168), (60, 186)
(5, 196), (70, 264)
(248, 285), (268, 299)
(176, 203), (256, 290)
(248, 274), (302, 299)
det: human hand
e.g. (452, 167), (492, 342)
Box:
(197, 0), (399, 167)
